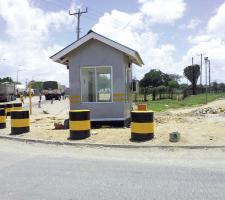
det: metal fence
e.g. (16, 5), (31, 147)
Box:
(134, 86), (225, 102)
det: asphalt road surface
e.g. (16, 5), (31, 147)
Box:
(0, 140), (225, 200)
(19, 96), (47, 109)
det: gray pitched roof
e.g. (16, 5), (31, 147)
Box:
(50, 30), (144, 66)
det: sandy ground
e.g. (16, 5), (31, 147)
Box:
(1, 97), (225, 146)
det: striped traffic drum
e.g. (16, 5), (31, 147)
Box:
(69, 110), (90, 140)
(13, 103), (23, 110)
(0, 109), (6, 129)
(6, 104), (13, 116)
(0, 104), (6, 116)
(11, 110), (30, 135)
(131, 111), (154, 141)
(0, 104), (6, 111)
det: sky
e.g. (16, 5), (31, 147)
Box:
(0, 0), (225, 86)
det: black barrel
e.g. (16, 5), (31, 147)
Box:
(0, 104), (6, 110)
(0, 109), (6, 129)
(13, 103), (22, 111)
(131, 111), (154, 141)
(11, 110), (30, 135)
(6, 104), (13, 116)
(0, 104), (6, 115)
(69, 110), (90, 140)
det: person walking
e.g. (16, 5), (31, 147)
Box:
(39, 92), (42, 101)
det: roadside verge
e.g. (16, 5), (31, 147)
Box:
(1, 135), (225, 149)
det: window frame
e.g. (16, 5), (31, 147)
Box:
(80, 66), (113, 103)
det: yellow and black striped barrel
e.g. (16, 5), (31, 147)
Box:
(69, 110), (90, 140)
(6, 104), (13, 116)
(11, 110), (30, 135)
(131, 111), (154, 141)
(13, 103), (23, 111)
(0, 104), (6, 113)
(0, 109), (6, 129)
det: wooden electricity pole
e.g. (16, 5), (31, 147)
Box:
(204, 57), (208, 104)
(200, 54), (203, 85)
(208, 59), (211, 93)
(69, 8), (88, 40)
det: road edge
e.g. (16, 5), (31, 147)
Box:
(1, 135), (225, 149)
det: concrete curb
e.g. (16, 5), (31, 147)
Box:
(1, 135), (225, 149)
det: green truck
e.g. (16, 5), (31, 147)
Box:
(42, 81), (61, 100)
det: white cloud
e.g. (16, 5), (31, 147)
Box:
(187, 34), (213, 44)
(92, 0), (187, 79)
(187, 18), (201, 29)
(93, 9), (177, 79)
(2, 0), (225, 86)
(182, 2), (225, 83)
(0, 0), (186, 86)
(181, 36), (225, 83)
(139, 0), (186, 24)
(208, 2), (225, 35)
(93, 0), (225, 83)
(0, 0), (74, 86)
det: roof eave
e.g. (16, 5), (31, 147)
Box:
(50, 31), (144, 67)
(129, 53), (143, 67)
(135, 52), (144, 66)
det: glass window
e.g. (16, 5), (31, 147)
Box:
(81, 68), (96, 102)
(81, 66), (112, 102)
(97, 67), (112, 102)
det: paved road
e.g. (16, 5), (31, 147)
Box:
(19, 96), (47, 109)
(0, 140), (225, 200)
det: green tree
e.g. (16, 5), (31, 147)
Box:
(140, 69), (164, 88)
(97, 74), (110, 90)
(140, 70), (181, 88)
(218, 83), (225, 92)
(140, 69), (181, 101)
(184, 64), (200, 95)
(211, 82), (218, 93)
(0, 76), (14, 83)
(168, 80), (179, 98)
(179, 83), (189, 90)
(167, 74), (182, 82)
(140, 70), (165, 101)
(156, 85), (167, 99)
(29, 81), (43, 91)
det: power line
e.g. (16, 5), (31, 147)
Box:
(69, 7), (88, 40)
(39, 0), (132, 29)
(88, 9), (131, 28)
(38, 0), (69, 10)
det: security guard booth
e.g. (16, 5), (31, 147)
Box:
(50, 30), (144, 126)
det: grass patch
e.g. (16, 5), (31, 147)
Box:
(135, 93), (225, 112)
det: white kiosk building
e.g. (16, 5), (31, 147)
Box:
(51, 30), (143, 126)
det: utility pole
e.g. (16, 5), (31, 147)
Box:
(16, 69), (24, 83)
(29, 83), (32, 115)
(208, 59), (211, 93)
(200, 54), (203, 85)
(204, 57), (208, 104)
(192, 57), (194, 65)
(25, 79), (28, 89)
(196, 53), (206, 86)
(69, 7), (88, 40)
